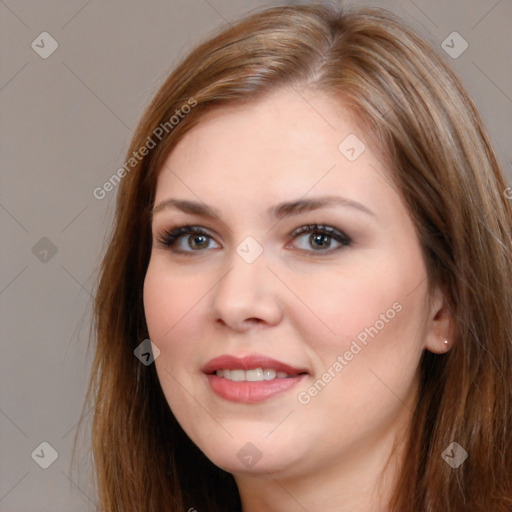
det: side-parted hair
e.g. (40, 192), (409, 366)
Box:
(79, 3), (512, 511)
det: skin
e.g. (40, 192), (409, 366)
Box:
(143, 86), (453, 511)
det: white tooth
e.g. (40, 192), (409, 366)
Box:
(216, 369), (224, 377)
(230, 369), (245, 382)
(276, 371), (288, 378)
(246, 368), (264, 382)
(263, 368), (277, 380)
(223, 369), (231, 380)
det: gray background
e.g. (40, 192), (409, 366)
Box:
(1, 0), (510, 510)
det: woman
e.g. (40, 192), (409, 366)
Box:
(81, 3), (512, 511)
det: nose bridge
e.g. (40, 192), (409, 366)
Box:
(210, 238), (281, 327)
(217, 242), (268, 301)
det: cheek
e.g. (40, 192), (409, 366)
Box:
(143, 262), (208, 419)
(143, 260), (205, 343)
(287, 263), (398, 352)
(294, 254), (427, 375)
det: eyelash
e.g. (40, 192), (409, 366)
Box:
(156, 223), (352, 255)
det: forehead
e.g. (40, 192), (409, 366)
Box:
(154, 87), (396, 218)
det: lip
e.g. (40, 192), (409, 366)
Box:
(201, 354), (308, 375)
(202, 354), (309, 404)
(205, 374), (307, 403)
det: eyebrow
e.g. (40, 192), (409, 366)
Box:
(151, 195), (377, 221)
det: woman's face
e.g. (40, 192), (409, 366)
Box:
(143, 87), (446, 482)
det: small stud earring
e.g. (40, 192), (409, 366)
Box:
(443, 339), (449, 345)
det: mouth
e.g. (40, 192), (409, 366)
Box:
(213, 368), (306, 381)
(202, 354), (309, 403)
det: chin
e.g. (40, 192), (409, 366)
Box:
(197, 436), (302, 477)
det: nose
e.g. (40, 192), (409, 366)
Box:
(210, 246), (283, 331)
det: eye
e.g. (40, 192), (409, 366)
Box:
(155, 223), (352, 255)
(156, 224), (220, 253)
(288, 223), (352, 253)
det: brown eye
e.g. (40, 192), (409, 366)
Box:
(290, 223), (352, 253)
(157, 225), (219, 253)
(187, 234), (210, 250)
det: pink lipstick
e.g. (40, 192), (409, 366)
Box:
(202, 354), (308, 403)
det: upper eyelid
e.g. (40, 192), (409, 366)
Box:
(155, 223), (345, 238)
(156, 223), (351, 250)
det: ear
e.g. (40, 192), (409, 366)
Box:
(424, 285), (455, 354)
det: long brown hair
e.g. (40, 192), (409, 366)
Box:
(77, 3), (512, 510)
